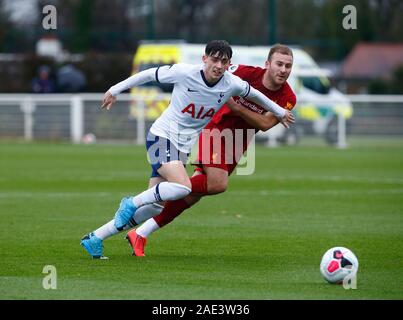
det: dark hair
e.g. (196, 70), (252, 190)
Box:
(268, 44), (293, 61)
(205, 40), (233, 60)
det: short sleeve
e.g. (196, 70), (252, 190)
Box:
(282, 85), (297, 110)
(228, 64), (256, 80)
(286, 94), (297, 110)
(155, 63), (189, 84)
(227, 64), (240, 74)
(228, 72), (250, 98)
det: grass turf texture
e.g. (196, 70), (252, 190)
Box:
(0, 138), (402, 299)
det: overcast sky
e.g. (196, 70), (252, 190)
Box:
(4, 0), (39, 25)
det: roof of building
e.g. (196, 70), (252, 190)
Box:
(340, 42), (403, 79)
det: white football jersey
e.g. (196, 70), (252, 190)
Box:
(149, 63), (251, 153)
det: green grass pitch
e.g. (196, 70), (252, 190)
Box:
(0, 138), (402, 299)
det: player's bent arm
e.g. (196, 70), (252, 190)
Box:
(246, 86), (286, 119)
(226, 98), (279, 131)
(259, 113), (280, 132)
(109, 68), (157, 96)
(235, 108), (279, 132)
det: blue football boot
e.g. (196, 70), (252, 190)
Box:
(114, 197), (138, 231)
(80, 232), (108, 259)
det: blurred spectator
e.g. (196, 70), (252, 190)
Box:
(56, 64), (87, 92)
(31, 65), (56, 93)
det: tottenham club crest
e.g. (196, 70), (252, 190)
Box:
(218, 92), (224, 103)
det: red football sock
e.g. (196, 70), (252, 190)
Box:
(153, 199), (190, 227)
(190, 173), (208, 195)
(153, 174), (208, 228)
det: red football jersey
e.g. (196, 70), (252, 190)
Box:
(209, 64), (297, 131)
(196, 64), (297, 175)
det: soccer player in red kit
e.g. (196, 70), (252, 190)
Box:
(126, 44), (297, 256)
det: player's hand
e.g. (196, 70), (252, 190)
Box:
(101, 91), (117, 110)
(280, 110), (295, 129)
(225, 97), (241, 113)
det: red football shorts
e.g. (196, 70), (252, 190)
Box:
(194, 122), (253, 176)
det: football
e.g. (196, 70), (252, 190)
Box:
(320, 247), (359, 284)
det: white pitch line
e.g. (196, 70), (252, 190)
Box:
(233, 174), (403, 185)
(0, 172), (148, 182)
(1, 189), (401, 199)
(227, 189), (403, 196)
(0, 191), (112, 198)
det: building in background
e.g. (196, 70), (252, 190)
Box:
(339, 42), (403, 94)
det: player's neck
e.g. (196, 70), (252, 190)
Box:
(262, 71), (282, 91)
(201, 70), (221, 86)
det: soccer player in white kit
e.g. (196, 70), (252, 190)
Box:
(81, 40), (295, 259)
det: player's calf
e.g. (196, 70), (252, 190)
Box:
(203, 166), (229, 195)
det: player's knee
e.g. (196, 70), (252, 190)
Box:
(181, 180), (192, 191)
(207, 180), (228, 194)
(170, 182), (192, 197)
(171, 177), (192, 191)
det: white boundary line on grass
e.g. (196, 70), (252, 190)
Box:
(228, 188), (403, 196)
(1, 188), (402, 198)
(236, 174), (403, 185)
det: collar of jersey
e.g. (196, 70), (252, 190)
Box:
(200, 70), (224, 88)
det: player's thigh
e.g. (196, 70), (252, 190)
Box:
(204, 165), (229, 194)
(157, 161), (191, 189)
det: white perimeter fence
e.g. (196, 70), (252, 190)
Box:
(0, 93), (403, 148)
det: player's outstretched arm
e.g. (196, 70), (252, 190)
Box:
(101, 68), (158, 110)
(281, 110), (295, 129)
(247, 86), (284, 117)
(101, 91), (117, 110)
(226, 98), (279, 131)
(246, 86), (295, 128)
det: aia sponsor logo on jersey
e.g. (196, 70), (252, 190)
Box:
(181, 103), (215, 119)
